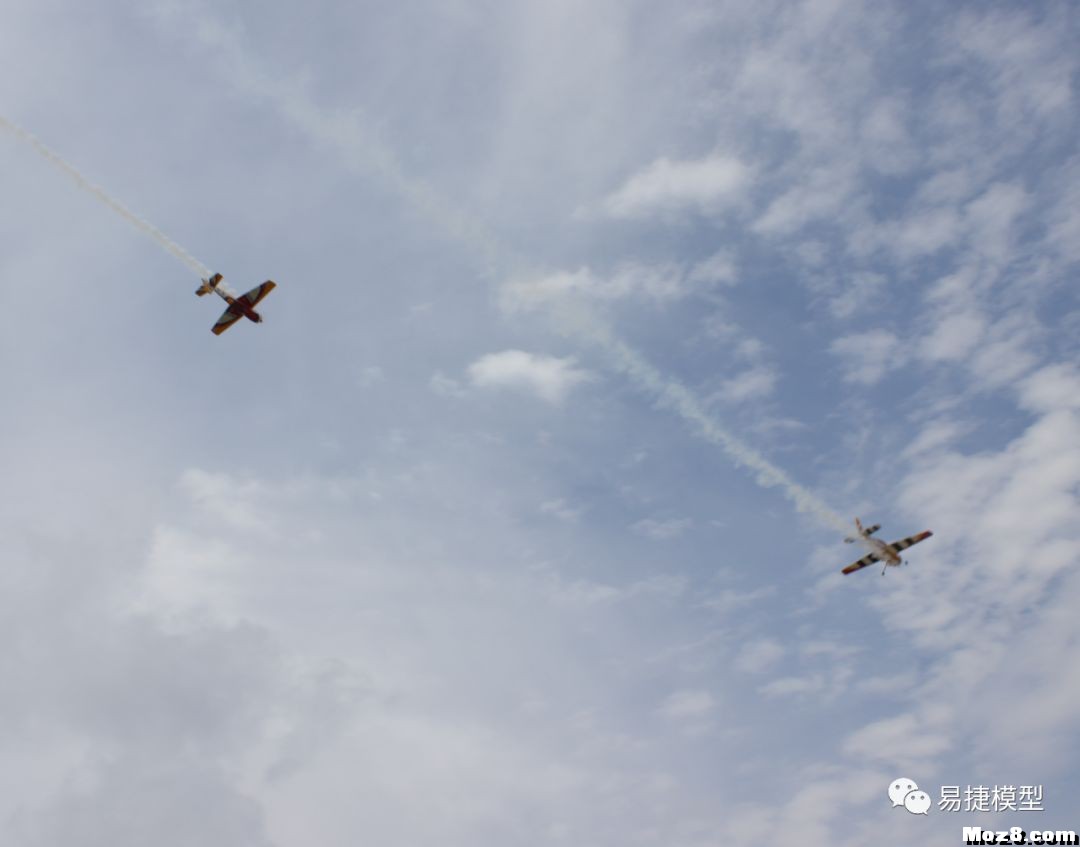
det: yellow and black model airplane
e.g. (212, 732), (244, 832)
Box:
(196, 273), (276, 335)
(841, 518), (933, 576)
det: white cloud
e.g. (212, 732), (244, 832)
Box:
(700, 586), (774, 616)
(467, 350), (591, 403)
(901, 419), (969, 458)
(968, 325), (1039, 388)
(948, 9), (1075, 125)
(829, 330), (904, 385)
(914, 167), (978, 206)
(859, 180), (1028, 270)
(842, 712), (952, 767)
(357, 365), (384, 387)
(963, 181), (1030, 265)
(542, 578), (622, 609)
(734, 337), (766, 361)
(716, 365), (778, 403)
(539, 498), (583, 523)
(500, 261), (717, 314)
(499, 267), (595, 313)
(752, 164), (857, 236)
(429, 371), (466, 398)
(659, 689), (716, 720)
(757, 641), (856, 701)
(890, 206), (963, 257)
(854, 672), (919, 697)
(688, 250), (738, 286)
(631, 517), (692, 541)
(827, 272), (886, 319)
(734, 638), (785, 674)
(542, 572), (687, 610)
(17, 753), (277, 847)
(866, 391), (1080, 778)
(1019, 364), (1080, 413)
(759, 673), (825, 698)
(917, 310), (987, 364)
(177, 469), (269, 532)
(1044, 159), (1080, 262)
(601, 152), (752, 219)
(858, 96), (917, 175)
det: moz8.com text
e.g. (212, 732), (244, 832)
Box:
(963, 827), (1078, 845)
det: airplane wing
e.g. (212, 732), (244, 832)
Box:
(239, 280), (276, 308)
(842, 552), (881, 575)
(888, 530), (933, 554)
(211, 305), (244, 335)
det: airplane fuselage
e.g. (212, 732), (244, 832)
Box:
(853, 517), (901, 566)
(213, 286), (263, 323)
(198, 273), (275, 334)
(842, 518), (933, 576)
(864, 536), (902, 567)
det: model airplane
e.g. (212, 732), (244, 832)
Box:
(841, 518), (933, 576)
(196, 273), (276, 335)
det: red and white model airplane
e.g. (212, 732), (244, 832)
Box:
(196, 273), (276, 335)
(841, 518), (933, 576)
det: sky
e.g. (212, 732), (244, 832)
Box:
(1, 1), (1078, 844)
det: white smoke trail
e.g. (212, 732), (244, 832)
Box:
(555, 307), (851, 533)
(0, 115), (211, 278)
(161, 9), (852, 534)
(175, 15), (503, 282)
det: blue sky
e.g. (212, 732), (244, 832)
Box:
(2, 1), (1079, 844)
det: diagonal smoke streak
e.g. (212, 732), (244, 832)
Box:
(0, 115), (211, 278)
(557, 308), (851, 533)
(175, 11), (850, 533)
(109, 7), (852, 536)
(179, 15), (504, 283)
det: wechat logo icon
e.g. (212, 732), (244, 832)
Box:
(888, 777), (930, 815)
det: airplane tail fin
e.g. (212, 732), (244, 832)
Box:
(845, 518), (881, 542)
(196, 273), (223, 297)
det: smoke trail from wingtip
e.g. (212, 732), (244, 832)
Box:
(616, 342), (850, 533)
(0, 115), (211, 277)
(556, 306), (851, 534)
(172, 15), (504, 282)
(167, 11), (853, 535)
